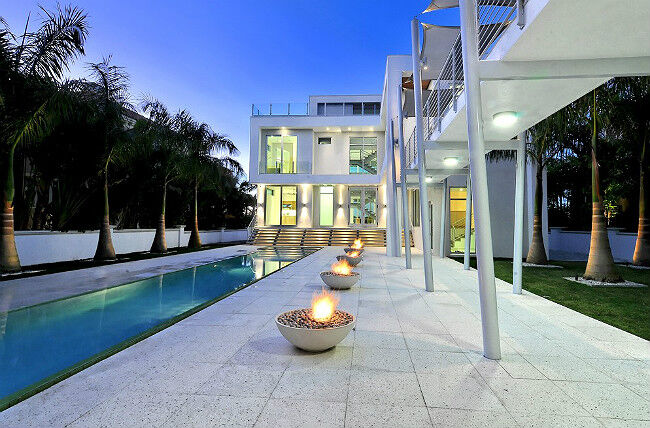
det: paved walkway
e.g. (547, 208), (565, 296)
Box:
(1, 247), (648, 427)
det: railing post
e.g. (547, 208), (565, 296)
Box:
(436, 82), (442, 133)
(251, 104), (254, 116)
(459, 0), (501, 360)
(411, 18), (435, 292)
(517, 0), (526, 29)
(269, 103), (272, 115)
(288, 103), (290, 115)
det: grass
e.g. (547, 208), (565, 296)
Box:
(454, 257), (650, 340)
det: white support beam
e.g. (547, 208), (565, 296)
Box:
(513, 132), (526, 294)
(479, 57), (650, 81)
(423, 140), (518, 151)
(464, 172), (472, 270)
(411, 18), (435, 292)
(405, 168), (468, 177)
(459, 0), (501, 360)
(387, 120), (401, 257)
(397, 84), (412, 269)
(439, 178), (448, 259)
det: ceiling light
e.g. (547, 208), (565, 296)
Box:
(425, 176), (433, 183)
(348, 127), (352, 131)
(326, 127), (330, 131)
(492, 111), (518, 127)
(443, 157), (459, 167)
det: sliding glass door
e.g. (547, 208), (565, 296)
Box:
(265, 185), (297, 226)
(349, 187), (377, 226)
(265, 135), (297, 174)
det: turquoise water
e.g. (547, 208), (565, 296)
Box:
(0, 248), (315, 403)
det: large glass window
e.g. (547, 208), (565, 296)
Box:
(349, 137), (377, 174)
(449, 187), (475, 253)
(265, 135), (297, 174)
(349, 187), (377, 226)
(319, 186), (334, 226)
(265, 185), (297, 226)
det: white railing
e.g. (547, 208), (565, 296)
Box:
(251, 103), (309, 116)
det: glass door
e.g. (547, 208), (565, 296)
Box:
(265, 185), (297, 226)
(319, 186), (334, 226)
(449, 187), (475, 253)
(349, 187), (377, 226)
(265, 135), (297, 173)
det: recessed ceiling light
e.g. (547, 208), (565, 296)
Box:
(493, 111), (518, 127)
(425, 176), (433, 183)
(326, 127), (330, 131)
(443, 157), (459, 167)
(348, 127), (352, 131)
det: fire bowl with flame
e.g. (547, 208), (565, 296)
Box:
(337, 250), (362, 267)
(344, 239), (365, 255)
(320, 259), (359, 290)
(276, 289), (355, 352)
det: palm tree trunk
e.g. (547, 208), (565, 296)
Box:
(526, 158), (548, 264)
(188, 178), (201, 248)
(633, 136), (649, 266)
(150, 182), (168, 253)
(584, 102), (621, 281)
(1, 146), (21, 272)
(94, 166), (116, 260)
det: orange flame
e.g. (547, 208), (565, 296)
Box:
(310, 288), (339, 322)
(351, 239), (364, 249)
(331, 259), (352, 275)
(347, 250), (360, 258)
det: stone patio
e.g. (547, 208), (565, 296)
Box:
(1, 247), (648, 427)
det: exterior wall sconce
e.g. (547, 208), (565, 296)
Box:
(425, 176), (434, 183)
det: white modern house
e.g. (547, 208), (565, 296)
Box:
(249, 0), (650, 359)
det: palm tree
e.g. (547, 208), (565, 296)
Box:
(82, 57), (134, 260)
(525, 111), (566, 265)
(132, 99), (183, 253)
(0, 5), (88, 272)
(178, 114), (242, 248)
(584, 90), (622, 282)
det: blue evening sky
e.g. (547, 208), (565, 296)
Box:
(2, 1), (457, 179)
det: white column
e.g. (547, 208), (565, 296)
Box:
(388, 121), (401, 257)
(464, 172), (472, 270)
(458, 0), (501, 359)
(411, 18), (434, 291)
(513, 132), (526, 294)
(397, 84), (412, 269)
(439, 178), (448, 258)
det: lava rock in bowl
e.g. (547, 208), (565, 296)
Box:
(276, 309), (355, 352)
(337, 254), (362, 266)
(344, 247), (364, 255)
(320, 271), (360, 290)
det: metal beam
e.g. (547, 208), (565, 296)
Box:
(411, 18), (435, 292)
(423, 140), (518, 151)
(479, 57), (650, 81)
(397, 84), (412, 269)
(459, 0), (501, 360)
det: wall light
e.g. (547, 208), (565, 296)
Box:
(347, 127), (352, 131)
(443, 157), (459, 167)
(493, 111), (518, 127)
(425, 176), (433, 183)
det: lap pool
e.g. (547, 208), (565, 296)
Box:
(0, 247), (317, 409)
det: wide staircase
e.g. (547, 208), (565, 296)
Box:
(249, 228), (414, 248)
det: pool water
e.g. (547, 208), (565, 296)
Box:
(0, 248), (316, 405)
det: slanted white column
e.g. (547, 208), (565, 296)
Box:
(411, 18), (434, 291)
(464, 172), (472, 270)
(439, 178), (448, 258)
(388, 121), (401, 257)
(458, 0), (501, 359)
(513, 131), (526, 294)
(397, 84), (412, 269)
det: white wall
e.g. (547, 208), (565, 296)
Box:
(313, 131), (385, 176)
(14, 228), (248, 266)
(549, 227), (637, 263)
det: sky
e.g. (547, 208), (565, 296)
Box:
(2, 0), (457, 180)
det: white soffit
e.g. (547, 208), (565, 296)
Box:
(420, 23), (460, 80)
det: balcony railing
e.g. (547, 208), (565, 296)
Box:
(251, 103), (309, 116)
(405, 0), (525, 167)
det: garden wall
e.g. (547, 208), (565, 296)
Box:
(549, 227), (637, 263)
(14, 227), (249, 266)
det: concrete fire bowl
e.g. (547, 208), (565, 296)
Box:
(344, 247), (364, 255)
(337, 254), (362, 267)
(276, 310), (356, 352)
(320, 271), (360, 290)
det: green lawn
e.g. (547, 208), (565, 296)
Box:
(455, 257), (650, 340)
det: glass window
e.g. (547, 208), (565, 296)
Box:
(349, 136), (377, 174)
(265, 135), (297, 174)
(326, 103), (343, 116)
(317, 103), (325, 115)
(352, 103), (363, 115)
(318, 137), (331, 145)
(265, 186), (281, 225)
(449, 187), (475, 253)
(349, 188), (377, 226)
(265, 185), (297, 226)
(363, 102), (380, 115)
(319, 186), (334, 226)
(281, 186), (297, 225)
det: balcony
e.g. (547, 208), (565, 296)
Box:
(251, 103), (309, 116)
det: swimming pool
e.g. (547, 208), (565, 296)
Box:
(0, 247), (317, 409)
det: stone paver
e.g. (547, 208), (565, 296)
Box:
(1, 246), (648, 427)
